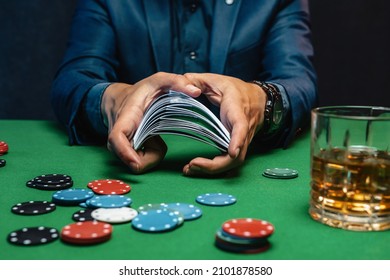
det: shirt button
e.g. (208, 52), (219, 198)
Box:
(190, 3), (197, 12)
(190, 51), (197, 60)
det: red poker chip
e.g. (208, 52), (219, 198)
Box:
(87, 179), (131, 195)
(0, 141), (9, 155)
(60, 221), (112, 245)
(222, 218), (274, 239)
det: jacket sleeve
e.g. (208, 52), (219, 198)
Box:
(257, 0), (318, 148)
(50, 0), (117, 145)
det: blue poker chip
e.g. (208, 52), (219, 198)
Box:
(196, 193), (237, 206)
(165, 203), (202, 221)
(86, 195), (132, 208)
(52, 188), (94, 206)
(132, 209), (180, 232)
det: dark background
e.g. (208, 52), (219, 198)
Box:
(1, 0), (389, 120)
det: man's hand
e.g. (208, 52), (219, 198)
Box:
(101, 72), (201, 174)
(182, 73), (267, 176)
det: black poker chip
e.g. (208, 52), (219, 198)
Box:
(26, 180), (74, 190)
(7, 226), (59, 246)
(26, 174), (73, 190)
(215, 238), (271, 254)
(11, 201), (56, 215)
(0, 159), (6, 167)
(33, 174), (72, 185)
(72, 208), (95, 222)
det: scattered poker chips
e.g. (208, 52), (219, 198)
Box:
(215, 218), (274, 254)
(91, 207), (138, 224)
(7, 226), (59, 246)
(11, 201), (56, 215)
(0, 141), (9, 155)
(132, 208), (182, 232)
(52, 188), (94, 206)
(26, 174), (73, 190)
(61, 221), (113, 245)
(9, 170), (269, 253)
(0, 159), (6, 168)
(87, 179), (131, 195)
(196, 193), (237, 206)
(262, 168), (298, 179)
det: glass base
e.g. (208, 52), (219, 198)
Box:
(309, 204), (390, 231)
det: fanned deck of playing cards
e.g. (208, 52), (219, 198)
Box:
(133, 90), (231, 152)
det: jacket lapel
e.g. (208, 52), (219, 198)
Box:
(143, 0), (172, 72)
(210, 0), (242, 74)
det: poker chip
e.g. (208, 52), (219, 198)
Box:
(215, 237), (271, 254)
(216, 229), (268, 246)
(86, 195), (132, 208)
(136, 203), (187, 225)
(165, 202), (202, 221)
(0, 141), (9, 155)
(215, 218), (274, 254)
(0, 159), (6, 167)
(72, 208), (95, 222)
(91, 207), (138, 224)
(52, 188), (94, 206)
(26, 173), (73, 190)
(61, 221), (113, 245)
(7, 226), (59, 246)
(34, 174), (72, 185)
(11, 201), (56, 215)
(262, 168), (298, 179)
(222, 218), (274, 239)
(26, 180), (73, 190)
(196, 193), (237, 206)
(88, 179), (131, 195)
(132, 209), (181, 232)
(137, 203), (169, 213)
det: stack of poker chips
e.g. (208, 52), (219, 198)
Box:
(0, 140), (9, 167)
(26, 174), (74, 190)
(215, 218), (274, 254)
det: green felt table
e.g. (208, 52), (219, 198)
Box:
(0, 120), (389, 260)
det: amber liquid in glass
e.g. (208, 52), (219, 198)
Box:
(310, 146), (390, 231)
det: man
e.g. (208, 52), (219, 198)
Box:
(51, 0), (317, 176)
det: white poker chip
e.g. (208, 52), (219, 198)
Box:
(91, 207), (138, 224)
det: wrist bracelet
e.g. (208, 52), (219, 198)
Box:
(251, 80), (283, 137)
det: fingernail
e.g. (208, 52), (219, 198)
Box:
(234, 148), (240, 159)
(129, 162), (140, 173)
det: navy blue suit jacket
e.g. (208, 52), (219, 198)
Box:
(51, 0), (317, 148)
